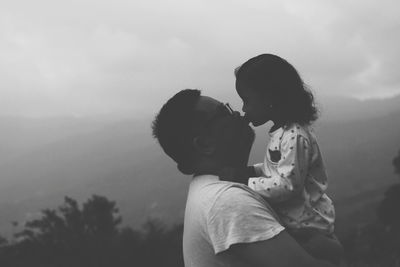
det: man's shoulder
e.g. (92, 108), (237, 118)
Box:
(185, 176), (285, 257)
(190, 175), (269, 208)
(205, 181), (279, 220)
(214, 182), (266, 202)
(198, 175), (261, 193)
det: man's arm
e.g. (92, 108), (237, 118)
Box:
(207, 187), (339, 267)
(227, 230), (337, 267)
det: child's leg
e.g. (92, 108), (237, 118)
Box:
(290, 229), (344, 265)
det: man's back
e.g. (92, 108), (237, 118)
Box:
(183, 175), (285, 267)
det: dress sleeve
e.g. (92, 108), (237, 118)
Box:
(248, 133), (311, 203)
(206, 186), (284, 254)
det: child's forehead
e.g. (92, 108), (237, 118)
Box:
(236, 83), (256, 95)
(237, 84), (270, 99)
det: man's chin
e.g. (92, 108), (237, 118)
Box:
(248, 127), (255, 143)
(243, 126), (255, 151)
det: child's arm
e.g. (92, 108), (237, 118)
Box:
(249, 133), (311, 203)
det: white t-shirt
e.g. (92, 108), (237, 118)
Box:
(183, 174), (284, 267)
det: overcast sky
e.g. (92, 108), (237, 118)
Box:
(1, 0), (399, 116)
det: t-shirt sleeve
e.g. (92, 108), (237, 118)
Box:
(248, 133), (311, 203)
(206, 186), (285, 254)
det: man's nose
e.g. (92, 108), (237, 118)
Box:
(234, 111), (250, 124)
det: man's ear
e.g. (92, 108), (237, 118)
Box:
(193, 136), (216, 155)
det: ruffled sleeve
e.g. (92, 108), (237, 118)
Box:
(248, 132), (311, 203)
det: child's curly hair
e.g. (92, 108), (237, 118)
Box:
(235, 54), (319, 125)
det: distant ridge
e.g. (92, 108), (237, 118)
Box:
(0, 94), (399, 236)
(318, 93), (400, 122)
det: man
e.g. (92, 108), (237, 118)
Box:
(152, 89), (336, 267)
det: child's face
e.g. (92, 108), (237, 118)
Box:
(236, 82), (272, 127)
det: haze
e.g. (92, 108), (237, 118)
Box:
(1, 0), (399, 116)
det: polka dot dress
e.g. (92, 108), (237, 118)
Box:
(248, 123), (335, 234)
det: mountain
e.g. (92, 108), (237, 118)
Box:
(220, 91), (400, 123)
(0, 116), (190, 236)
(316, 109), (400, 198)
(318, 94), (400, 122)
(0, 115), (120, 162)
(0, 95), (399, 237)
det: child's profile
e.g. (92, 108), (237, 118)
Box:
(228, 53), (343, 264)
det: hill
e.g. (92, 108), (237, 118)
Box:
(318, 94), (400, 122)
(0, 95), (399, 236)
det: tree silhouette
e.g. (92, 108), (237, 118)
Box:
(82, 195), (122, 240)
(371, 150), (400, 266)
(394, 150), (400, 175)
(0, 195), (184, 267)
(378, 150), (400, 228)
(341, 149), (400, 266)
(140, 218), (184, 267)
(0, 236), (7, 247)
(1, 195), (123, 267)
(377, 184), (400, 229)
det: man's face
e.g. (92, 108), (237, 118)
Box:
(194, 96), (255, 168)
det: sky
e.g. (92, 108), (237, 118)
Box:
(0, 0), (399, 117)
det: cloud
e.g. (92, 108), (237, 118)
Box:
(0, 0), (399, 116)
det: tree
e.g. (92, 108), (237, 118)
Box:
(0, 236), (7, 247)
(374, 151), (400, 266)
(394, 150), (400, 175)
(342, 150), (400, 266)
(9, 195), (123, 267)
(378, 150), (400, 228)
(0, 195), (185, 267)
(82, 195), (122, 241)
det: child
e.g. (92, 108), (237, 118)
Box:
(233, 54), (342, 263)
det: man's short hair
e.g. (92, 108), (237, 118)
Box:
(152, 89), (201, 175)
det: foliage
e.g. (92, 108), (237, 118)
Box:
(394, 150), (400, 175)
(1, 149), (400, 266)
(342, 151), (400, 267)
(0, 195), (183, 267)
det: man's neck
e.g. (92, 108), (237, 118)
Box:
(193, 161), (222, 178)
(193, 168), (220, 177)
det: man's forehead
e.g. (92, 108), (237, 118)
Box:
(195, 96), (221, 114)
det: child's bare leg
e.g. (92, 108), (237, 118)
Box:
(290, 229), (344, 265)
